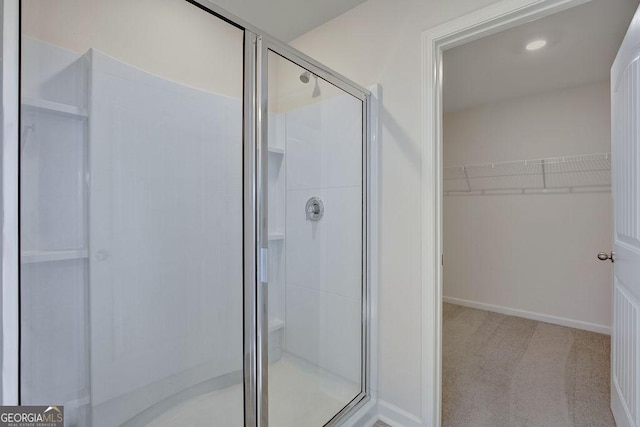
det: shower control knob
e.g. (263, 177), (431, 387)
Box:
(305, 197), (324, 221)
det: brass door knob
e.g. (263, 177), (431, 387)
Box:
(597, 251), (615, 262)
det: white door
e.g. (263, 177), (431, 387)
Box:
(611, 6), (640, 427)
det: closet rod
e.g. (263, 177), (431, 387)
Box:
(444, 152), (610, 173)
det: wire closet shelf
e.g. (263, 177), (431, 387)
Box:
(444, 153), (611, 196)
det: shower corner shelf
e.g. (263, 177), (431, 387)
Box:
(268, 232), (285, 241)
(21, 249), (89, 264)
(268, 146), (285, 155)
(22, 97), (88, 118)
(268, 318), (285, 333)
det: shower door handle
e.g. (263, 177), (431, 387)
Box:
(259, 247), (268, 283)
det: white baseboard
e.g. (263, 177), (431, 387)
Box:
(377, 400), (422, 427)
(443, 296), (611, 335)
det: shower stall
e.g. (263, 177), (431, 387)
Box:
(1, 1), (373, 426)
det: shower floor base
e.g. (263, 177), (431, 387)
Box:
(147, 354), (360, 427)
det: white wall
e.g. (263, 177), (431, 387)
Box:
(21, 0), (243, 98)
(443, 80), (613, 331)
(289, 0), (503, 420)
(444, 80), (611, 163)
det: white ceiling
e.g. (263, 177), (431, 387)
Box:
(208, 0), (368, 41)
(443, 0), (639, 112)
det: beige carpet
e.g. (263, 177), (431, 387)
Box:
(442, 303), (614, 427)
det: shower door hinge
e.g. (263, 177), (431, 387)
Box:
(259, 247), (268, 284)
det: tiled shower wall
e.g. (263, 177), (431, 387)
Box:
(284, 95), (363, 384)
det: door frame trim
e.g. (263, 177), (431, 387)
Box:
(1, 0), (20, 405)
(420, 0), (593, 425)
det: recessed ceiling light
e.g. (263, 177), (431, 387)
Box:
(525, 39), (547, 51)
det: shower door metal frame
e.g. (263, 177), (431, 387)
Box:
(1, 0), (372, 425)
(255, 38), (372, 427)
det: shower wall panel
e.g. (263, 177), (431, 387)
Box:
(87, 49), (243, 424)
(284, 94), (363, 384)
(20, 39), (90, 427)
(20, 33), (244, 426)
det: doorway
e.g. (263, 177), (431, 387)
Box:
(421, 0), (639, 425)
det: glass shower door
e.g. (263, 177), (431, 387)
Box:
(19, 1), (245, 425)
(264, 49), (367, 426)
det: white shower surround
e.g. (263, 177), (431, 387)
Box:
(20, 37), (368, 426)
(88, 48), (245, 425)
